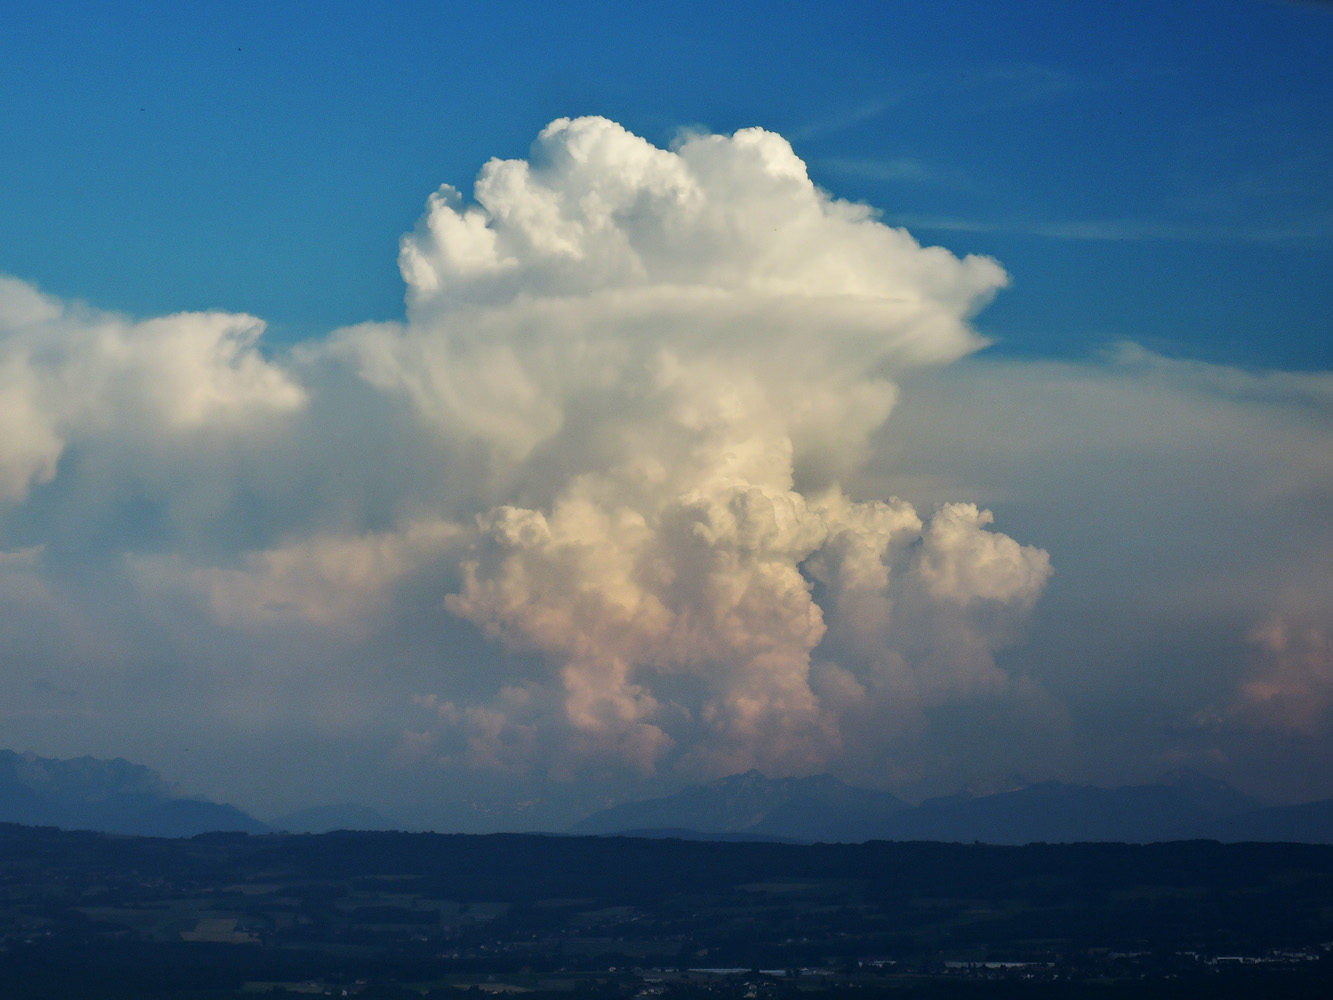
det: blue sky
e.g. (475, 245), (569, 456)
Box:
(1, 2), (1331, 828)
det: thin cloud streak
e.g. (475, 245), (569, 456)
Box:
(788, 99), (897, 141)
(886, 212), (1333, 243)
(815, 156), (968, 188)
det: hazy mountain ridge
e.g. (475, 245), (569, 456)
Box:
(0, 749), (268, 837)
(570, 770), (908, 841)
(573, 770), (1333, 844)
(10, 749), (1333, 844)
(269, 803), (402, 834)
(892, 772), (1262, 844)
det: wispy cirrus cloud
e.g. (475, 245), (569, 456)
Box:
(883, 211), (1333, 243)
(787, 99), (897, 141)
(789, 63), (1090, 143)
(814, 156), (968, 188)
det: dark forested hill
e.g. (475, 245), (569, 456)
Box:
(3, 824), (1333, 998)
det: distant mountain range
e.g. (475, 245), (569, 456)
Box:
(571, 770), (909, 842)
(571, 769), (1333, 845)
(12, 748), (1333, 845)
(0, 749), (269, 837)
(269, 803), (402, 834)
(0, 749), (415, 837)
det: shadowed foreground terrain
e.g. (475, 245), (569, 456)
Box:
(3, 824), (1333, 998)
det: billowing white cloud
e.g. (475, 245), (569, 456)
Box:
(0, 118), (1041, 793)
(341, 117), (1006, 482)
(332, 117), (1047, 779)
(0, 275), (305, 503)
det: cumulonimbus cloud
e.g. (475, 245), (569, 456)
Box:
(11, 116), (1331, 813)
(328, 117), (1050, 779)
(0, 117), (1053, 788)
